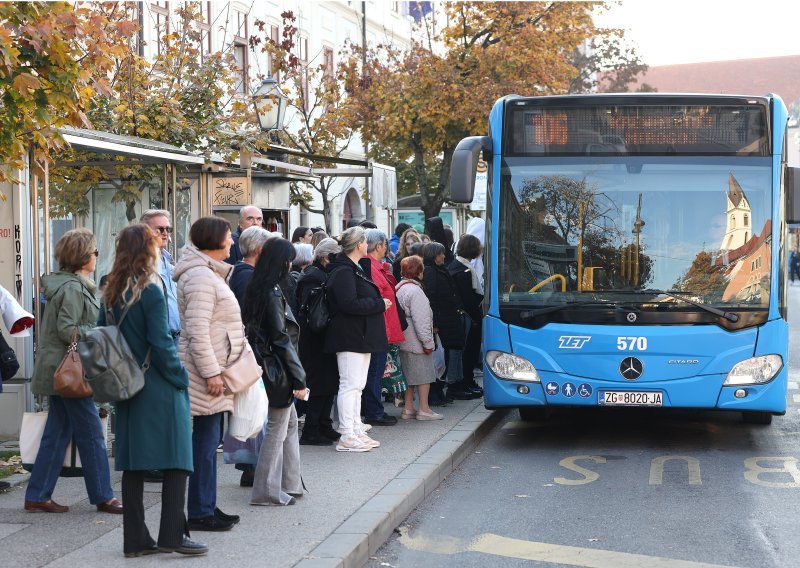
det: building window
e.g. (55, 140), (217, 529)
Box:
(151, 1), (170, 57)
(323, 47), (334, 79)
(298, 35), (309, 108)
(270, 24), (280, 81)
(744, 213), (749, 227)
(233, 9), (249, 94)
(730, 214), (735, 229)
(197, 1), (212, 61)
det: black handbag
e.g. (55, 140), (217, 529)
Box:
(248, 299), (294, 408)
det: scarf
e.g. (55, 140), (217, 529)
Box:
(456, 255), (483, 295)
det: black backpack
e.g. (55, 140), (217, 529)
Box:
(0, 333), (19, 382)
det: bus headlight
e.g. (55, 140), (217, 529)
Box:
(723, 355), (783, 386)
(485, 350), (540, 382)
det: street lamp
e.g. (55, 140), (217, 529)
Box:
(253, 77), (287, 132)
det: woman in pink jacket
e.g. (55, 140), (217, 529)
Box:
(359, 229), (405, 426)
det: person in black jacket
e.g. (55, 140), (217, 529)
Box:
(448, 234), (484, 397)
(227, 225), (270, 487)
(295, 238), (342, 446)
(425, 217), (454, 265)
(324, 227), (390, 452)
(244, 239), (308, 506)
(422, 242), (477, 403)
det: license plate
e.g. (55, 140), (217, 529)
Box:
(599, 390), (663, 406)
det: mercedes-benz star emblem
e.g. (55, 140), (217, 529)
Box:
(619, 356), (644, 380)
(626, 312), (637, 323)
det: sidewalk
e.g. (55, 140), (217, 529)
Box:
(0, 397), (504, 567)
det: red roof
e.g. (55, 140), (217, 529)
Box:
(629, 55), (800, 106)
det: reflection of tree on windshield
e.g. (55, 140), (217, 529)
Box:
(673, 250), (728, 301)
(517, 174), (652, 291)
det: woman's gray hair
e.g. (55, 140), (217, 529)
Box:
(314, 237), (341, 260)
(239, 226), (269, 257)
(338, 226), (365, 254)
(293, 243), (313, 266)
(364, 229), (387, 253)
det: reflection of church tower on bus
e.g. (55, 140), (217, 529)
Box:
(720, 172), (751, 250)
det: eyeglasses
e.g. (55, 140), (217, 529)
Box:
(155, 226), (173, 234)
(92, 250), (99, 257)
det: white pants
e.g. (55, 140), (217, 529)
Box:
(336, 352), (371, 437)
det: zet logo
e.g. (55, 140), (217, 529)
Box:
(558, 336), (591, 349)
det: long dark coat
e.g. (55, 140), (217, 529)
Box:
(323, 253), (388, 354)
(295, 262), (339, 396)
(423, 260), (465, 349)
(104, 284), (192, 472)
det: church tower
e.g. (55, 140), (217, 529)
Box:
(720, 172), (751, 250)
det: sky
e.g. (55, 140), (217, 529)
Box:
(595, 0), (800, 67)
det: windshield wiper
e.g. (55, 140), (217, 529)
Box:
(632, 288), (740, 322)
(520, 300), (621, 320)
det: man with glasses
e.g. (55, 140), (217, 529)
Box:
(140, 209), (181, 484)
(225, 205), (263, 266)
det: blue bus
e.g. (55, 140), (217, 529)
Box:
(450, 94), (800, 424)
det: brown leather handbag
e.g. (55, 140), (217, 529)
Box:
(53, 328), (93, 398)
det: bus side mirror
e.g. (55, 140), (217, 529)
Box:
(450, 136), (492, 203)
(787, 167), (800, 223)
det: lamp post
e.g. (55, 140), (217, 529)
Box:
(253, 77), (287, 132)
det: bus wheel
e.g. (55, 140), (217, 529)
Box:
(519, 407), (549, 422)
(742, 411), (773, 425)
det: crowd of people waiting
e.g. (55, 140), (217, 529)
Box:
(20, 204), (486, 558)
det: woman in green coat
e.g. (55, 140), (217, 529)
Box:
(24, 228), (121, 515)
(101, 224), (205, 558)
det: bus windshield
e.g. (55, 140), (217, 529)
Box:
(498, 156), (773, 328)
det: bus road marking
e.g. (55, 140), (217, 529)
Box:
(399, 527), (738, 567)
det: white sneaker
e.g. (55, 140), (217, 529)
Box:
(361, 423), (372, 432)
(335, 435), (371, 452)
(416, 410), (443, 421)
(357, 433), (380, 448)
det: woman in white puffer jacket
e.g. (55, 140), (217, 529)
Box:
(173, 216), (242, 532)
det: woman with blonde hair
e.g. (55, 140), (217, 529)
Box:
(102, 224), (205, 557)
(324, 227), (389, 452)
(24, 228), (121, 516)
(392, 227), (422, 282)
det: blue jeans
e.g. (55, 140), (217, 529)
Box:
(188, 413), (222, 519)
(362, 352), (388, 420)
(25, 395), (113, 505)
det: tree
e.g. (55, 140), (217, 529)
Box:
(49, 2), (254, 220)
(252, 11), (360, 233)
(344, 2), (646, 219)
(0, 1), (135, 182)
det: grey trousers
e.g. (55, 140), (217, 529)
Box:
(251, 403), (302, 505)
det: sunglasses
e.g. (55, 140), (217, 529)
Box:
(92, 250), (99, 257)
(155, 226), (173, 234)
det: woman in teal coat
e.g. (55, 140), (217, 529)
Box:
(100, 224), (205, 558)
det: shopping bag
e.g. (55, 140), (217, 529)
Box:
(20, 411), (109, 477)
(432, 334), (446, 379)
(382, 344), (408, 395)
(223, 422), (267, 465)
(228, 380), (269, 441)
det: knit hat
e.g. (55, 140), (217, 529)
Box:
(313, 237), (341, 260)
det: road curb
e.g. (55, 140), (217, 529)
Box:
(295, 405), (508, 568)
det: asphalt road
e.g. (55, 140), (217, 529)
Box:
(370, 288), (800, 568)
